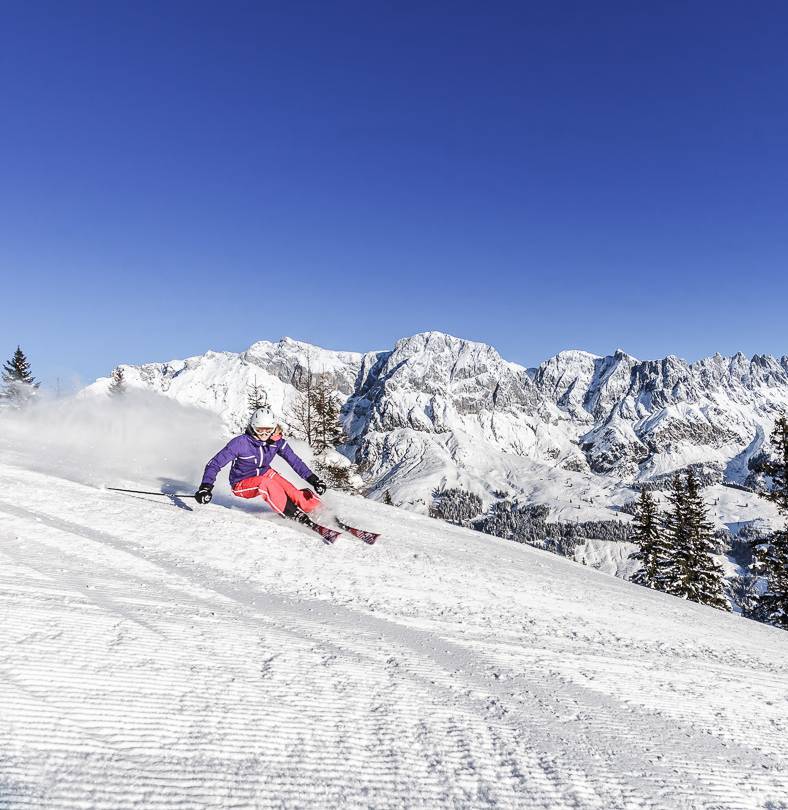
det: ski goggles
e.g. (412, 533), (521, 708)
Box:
(254, 424), (283, 440)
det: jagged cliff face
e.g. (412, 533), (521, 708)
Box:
(530, 349), (788, 481)
(348, 332), (561, 446)
(87, 332), (788, 511)
(340, 333), (583, 504)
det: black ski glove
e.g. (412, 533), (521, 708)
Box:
(195, 483), (213, 504)
(307, 474), (327, 495)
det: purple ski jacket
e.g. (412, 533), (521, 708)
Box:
(201, 432), (314, 488)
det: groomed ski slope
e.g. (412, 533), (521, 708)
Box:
(2, 463), (788, 810)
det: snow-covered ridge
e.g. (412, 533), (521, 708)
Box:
(86, 332), (788, 515)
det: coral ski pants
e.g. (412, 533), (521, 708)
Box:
(232, 468), (320, 515)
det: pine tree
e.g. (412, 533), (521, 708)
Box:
(289, 372), (346, 452)
(664, 470), (730, 610)
(730, 571), (761, 620)
(247, 380), (268, 414)
(662, 473), (689, 597)
(310, 376), (346, 453)
(753, 416), (788, 628)
(108, 366), (126, 397)
(287, 356), (316, 445)
(683, 469), (729, 610)
(662, 471), (729, 609)
(383, 489), (393, 506)
(2, 346), (39, 404)
(304, 375), (354, 489)
(759, 416), (788, 513)
(314, 457), (357, 492)
(628, 487), (669, 590)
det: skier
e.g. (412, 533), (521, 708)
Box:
(194, 405), (327, 526)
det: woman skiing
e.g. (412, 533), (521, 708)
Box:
(194, 405), (327, 526)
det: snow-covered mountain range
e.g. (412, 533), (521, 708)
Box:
(87, 332), (788, 520)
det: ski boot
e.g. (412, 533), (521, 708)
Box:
(283, 500), (316, 528)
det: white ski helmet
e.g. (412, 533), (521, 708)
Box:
(250, 405), (277, 435)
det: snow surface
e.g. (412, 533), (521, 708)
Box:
(2, 398), (788, 809)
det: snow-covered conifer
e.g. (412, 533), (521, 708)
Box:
(247, 381), (267, 413)
(310, 376), (346, 453)
(683, 469), (729, 610)
(429, 488), (483, 528)
(752, 416), (788, 628)
(662, 474), (689, 597)
(629, 487), (669, 590)
(2, 346), (39, 405)
(663, 471), (728, 609)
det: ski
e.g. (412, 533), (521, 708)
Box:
(273, 507), (341, 544)
(335, 518), (380, 545)
(310, 521), (342, 545)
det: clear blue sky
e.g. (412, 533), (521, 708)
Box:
(2, 1), (787, 388)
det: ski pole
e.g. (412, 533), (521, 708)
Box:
(106, 487), (197, 498)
